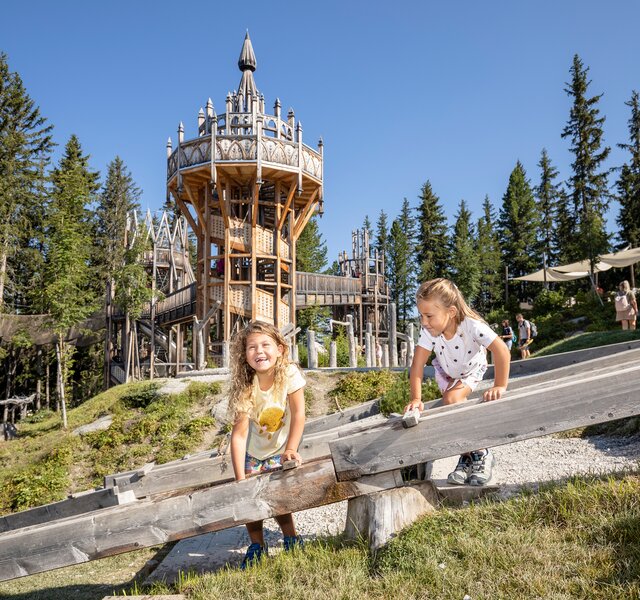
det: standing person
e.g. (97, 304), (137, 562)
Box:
(615, 280), (638, 330)
(515, 313), (532, 359)
(228, 321), (306, 568)
(404, 278), (511, 486)
(500, 319), (515, 351)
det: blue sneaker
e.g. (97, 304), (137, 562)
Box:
(283, 535), (304, 552)
(240, 542), (267, 569)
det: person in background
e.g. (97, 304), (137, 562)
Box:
(500, 319), (514, 352)
(615, 280), (638, 330)
(515, 313), (532, 359)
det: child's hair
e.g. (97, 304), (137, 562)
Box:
(416, 278), (485, 325)
(227, 320), (290, 421)
(619, 280), (631, 293)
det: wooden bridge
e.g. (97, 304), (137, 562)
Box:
(1, 341), (640, 581)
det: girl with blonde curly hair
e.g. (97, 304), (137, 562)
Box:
(227, 320), (306, 568)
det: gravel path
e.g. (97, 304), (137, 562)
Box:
(288, 434), (640, 542)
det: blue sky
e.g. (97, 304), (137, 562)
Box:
(2, 1), (640, 263)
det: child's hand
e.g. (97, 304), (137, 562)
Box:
(483, 386), (506, 401)
(404, 400), (424, 413)
(282, 448), (302, 463)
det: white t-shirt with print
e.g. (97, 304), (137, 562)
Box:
(246, 363), (306, 460)
(417, 317), (497, 381)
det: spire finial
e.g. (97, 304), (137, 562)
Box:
(238, 31), (257, 72)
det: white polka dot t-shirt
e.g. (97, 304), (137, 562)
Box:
(417, 317), (497, 392)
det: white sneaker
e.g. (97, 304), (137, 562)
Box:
(468, 449), (494, 486)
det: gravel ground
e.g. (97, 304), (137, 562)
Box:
(285, 434), (640, 543)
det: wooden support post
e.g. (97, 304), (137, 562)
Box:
(383, 343), (389, 368)
(406, 322), (415, 366)
(346, 315), (357, 368)
(389, 302), (398, 367)
(344, 479), (438, 551)
(329, 341), (337, 368)
(307, 329), (318, 369)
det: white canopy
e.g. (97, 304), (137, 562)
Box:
(513, 247), (640, 282)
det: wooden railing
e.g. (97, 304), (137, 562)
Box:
(296, 272), (360, 295)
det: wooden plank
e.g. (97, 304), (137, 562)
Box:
(330, 363), (640, 481)
(487, 338), (640, 380)
(0, 460), (402, 581)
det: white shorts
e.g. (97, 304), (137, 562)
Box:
(433, 358), (487, 393)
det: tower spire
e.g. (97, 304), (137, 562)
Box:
(236, 31), (258, 111)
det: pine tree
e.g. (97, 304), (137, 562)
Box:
(616, 90), (640, 261)
(295, 216), (329, 333)
(536, 149), (562, 267)
(415, 180), (450, 283)
(498, 161), (540, 283)
(43, 135), (100, 427)
(0, 53), (53, 312)
(475, 196), (502, 313)
(387, 198), (416, 327)
(561, 54), (611, 270)
(449, 200), (480, 303)
(94, 157), (142, 294)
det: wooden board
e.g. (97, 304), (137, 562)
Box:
(0, 460), (402, 581)
(330, 363), (640, 481)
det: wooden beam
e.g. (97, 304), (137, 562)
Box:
(215, 181), (229, 228)
(183, 183), (205, 228)
(293, 188), (319, 240)
(276, 180), (297, 232)
(0, 460), (402, 581)
(330, 363), (640, 481)
(171, 190), (199, 237)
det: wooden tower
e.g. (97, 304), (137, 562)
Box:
(166, 33), (323, 366)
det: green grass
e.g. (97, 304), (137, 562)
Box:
(102, 472), (640, 600)
(532, 329), (640, 358)
(0, 380), (222, 514)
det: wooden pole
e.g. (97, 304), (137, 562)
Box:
(389, 302), (398, 367)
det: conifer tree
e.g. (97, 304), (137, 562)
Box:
(0, 53), (53, 311)
(415, 180), (450, 283)
(450, 200), (480, 303)
(475, 196), (502, 313)
(43, 135), (100, 427)
(498, 161), (540, 282)
(295, 216), (329, 333)
(387, 198), (416, 327)
(561, 54), (611, 270)
(536, 149), (561, 267)
(616, 90), (640, 263)
(94, 157), (142, 295)
(362, 215), (374, 242)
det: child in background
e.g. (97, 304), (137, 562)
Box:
(405, 278), (511, 485)
(228, 321), (306, 568)
(500, 319), (514, 351)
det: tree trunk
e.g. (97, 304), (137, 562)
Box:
(55, 339), (68, 429)
(35, 347), (42, 411)
(45, 359), (50, 410)
(0, 239), (9, 313)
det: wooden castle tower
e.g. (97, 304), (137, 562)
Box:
(166, 33), (323, 366)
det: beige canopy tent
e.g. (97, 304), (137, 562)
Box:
(513, 247), (640, 283)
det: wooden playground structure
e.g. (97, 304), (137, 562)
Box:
(105, 33), (391, 383)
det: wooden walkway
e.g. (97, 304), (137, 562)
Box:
(1, 345), (640, 581)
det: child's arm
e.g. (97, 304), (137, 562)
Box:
(483, 338), (511, 401)
(282, 387), (305, 462)
(230, 414), (249, 481)
(405, 345), (431, 412)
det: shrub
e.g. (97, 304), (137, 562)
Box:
(328, 370), (399, 411)
(379, 375), (440, 415)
